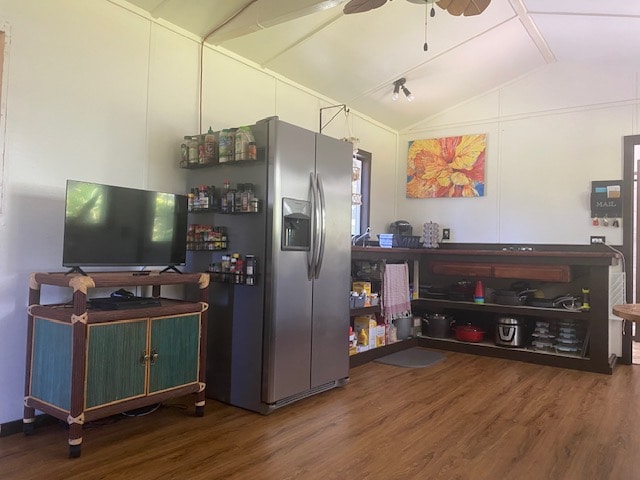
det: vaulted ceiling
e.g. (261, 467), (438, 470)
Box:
(123, 0), (640, 130)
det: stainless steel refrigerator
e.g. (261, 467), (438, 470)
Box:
(187, 117), (352, 413)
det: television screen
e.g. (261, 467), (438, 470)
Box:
(62, 180), (188, 268)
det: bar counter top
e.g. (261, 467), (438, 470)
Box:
(351, 244), (620, 265)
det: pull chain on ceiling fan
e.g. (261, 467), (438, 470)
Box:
(344, 0), (490, 51)
(422, 1), (436, 51)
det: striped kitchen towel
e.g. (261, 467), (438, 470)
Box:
(382, 263), (411, 320)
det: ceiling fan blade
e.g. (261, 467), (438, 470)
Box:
(436, 0), (490, 16)
(464, 0), (491, 16)
(343, 0), (388, 14)
(435, 0), (454, 11)
(441, 0), (469, 16)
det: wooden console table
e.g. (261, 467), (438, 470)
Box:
(23, 271), (209, 458)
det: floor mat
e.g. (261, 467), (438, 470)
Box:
(374, 347), (446, 368)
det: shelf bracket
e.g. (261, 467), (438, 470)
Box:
(319, 104), (348, 134)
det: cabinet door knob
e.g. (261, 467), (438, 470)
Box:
(140, 351), (150, 365)
(150, 350), (159, 365)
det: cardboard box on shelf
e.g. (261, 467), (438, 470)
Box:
(354, 315), (377, 350)
(352, 281), (372, 297)
(375, 325), (386, 348)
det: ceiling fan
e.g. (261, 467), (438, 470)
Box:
(343, 0), (491, 16)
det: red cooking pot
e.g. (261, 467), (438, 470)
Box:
(454, 324), (485, 342)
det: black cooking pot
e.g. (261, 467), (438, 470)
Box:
(449, 280), (474, 301)
(422, 313), (454, 338)
(492, 289), (536, 306)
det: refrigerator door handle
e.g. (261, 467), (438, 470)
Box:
(314, 173), (327, 279)
(308, 172), (318, 280)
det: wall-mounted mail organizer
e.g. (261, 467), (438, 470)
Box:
(590, 180), (622, 227)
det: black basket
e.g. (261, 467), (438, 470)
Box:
(392, 235), (422, 248)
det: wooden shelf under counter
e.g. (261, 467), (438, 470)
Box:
(349, 305), (381, 317)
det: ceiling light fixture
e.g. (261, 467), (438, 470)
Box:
(402, 84), (415, 102)
(392, 78), (414, 102)
(392, 81), (401, 101)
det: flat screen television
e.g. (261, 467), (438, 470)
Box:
(62, 180), (188, 271)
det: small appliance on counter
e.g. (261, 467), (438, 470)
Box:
(389, 220), (413, 236)
(379, 221), (421, 248)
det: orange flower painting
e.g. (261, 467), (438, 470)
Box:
(406, 134), (486, 198)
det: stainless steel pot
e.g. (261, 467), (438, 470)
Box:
(495, 316), (528, 347)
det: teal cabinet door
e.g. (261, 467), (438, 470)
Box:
(85, 319), (148, 409)
(31, 318), (73, 410)
(148, 314), (200, 393)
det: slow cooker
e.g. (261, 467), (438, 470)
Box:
(495, 316), (528, 347)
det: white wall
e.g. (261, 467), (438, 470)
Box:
(392, 63), (639, 360)
(4, 0), (634, 426)
(396, 63), (639, 245)
(0, 0), (397, 424)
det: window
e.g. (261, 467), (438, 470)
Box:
(0, 29), (6, 214)
(351, 149), (371, 237)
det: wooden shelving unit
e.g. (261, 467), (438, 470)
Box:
(351, 245), (619, 374)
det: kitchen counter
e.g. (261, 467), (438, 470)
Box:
(352, 244), (619, 263)
(351, 244), (621, 374)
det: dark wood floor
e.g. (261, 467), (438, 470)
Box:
(2, 349), (640, 480)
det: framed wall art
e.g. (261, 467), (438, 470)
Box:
(406, 133), (486, 198)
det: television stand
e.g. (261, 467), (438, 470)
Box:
(65, 266), (88, 276)
(23, 271), (210, 458)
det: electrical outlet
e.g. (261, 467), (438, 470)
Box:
(590, 236), (606, 244)
(442, 228), (450, 240)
